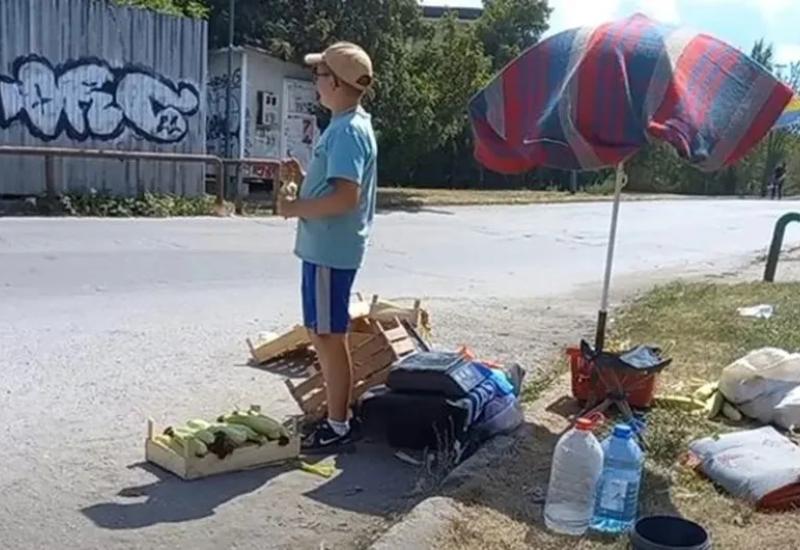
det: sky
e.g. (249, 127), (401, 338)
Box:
(419, 0), (800, 66)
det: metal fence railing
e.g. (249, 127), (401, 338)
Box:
(0, 146), (293, 215)
(0, 146), (226, 206)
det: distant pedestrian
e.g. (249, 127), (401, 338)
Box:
(771, 162), (786, 200)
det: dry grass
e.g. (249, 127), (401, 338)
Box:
(436, 281), (800, 550)
(375, 188), (618, 210)
(239, 188), (678, 215)
(614, 281), (800, 387)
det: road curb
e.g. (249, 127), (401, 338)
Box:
(368, 434), (519, 549)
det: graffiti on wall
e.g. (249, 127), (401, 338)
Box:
(206, 69), (241, 156)
(0, 55), (200, 143)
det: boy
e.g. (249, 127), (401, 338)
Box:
(277, 42), (377, 453)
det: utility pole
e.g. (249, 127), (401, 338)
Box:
(224, 0), (235, 162)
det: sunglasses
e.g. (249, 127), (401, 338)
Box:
(312, 67), (333, 81)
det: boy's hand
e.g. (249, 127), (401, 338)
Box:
(280, 158), (305, 184)
(276, 193), (297, 218)
(276, 158), (303, 219)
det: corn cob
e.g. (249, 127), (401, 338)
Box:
(722, 402), (743, 421)
(164, 426), (208, 457)
(153, 434), (185, 456)
(693, 382), (719, 401)
(705, 391), (725, 419)
(186, 419), (213, 431)
(223, 411), (290, 445)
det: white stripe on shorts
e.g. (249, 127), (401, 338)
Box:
(315, 265), (331, 334)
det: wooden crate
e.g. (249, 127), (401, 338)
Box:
(246, 295), (428, 366)
(247, 325), (311, 365)
(350, 295), (429, 332)
(285, 321), (417, 420)
(145, 417), (301, 480)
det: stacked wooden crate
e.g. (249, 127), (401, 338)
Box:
(246, 295), (428, 420)
(285, 320), (417, 420)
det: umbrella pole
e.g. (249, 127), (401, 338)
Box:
(595, 162), (626, 351)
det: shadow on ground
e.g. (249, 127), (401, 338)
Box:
(81, 440), (426, 532)
(81, 462), (291, 529)
(375, 190), (456, 215)
(303, 438), (425, 517)
(239, 191), (455, 216)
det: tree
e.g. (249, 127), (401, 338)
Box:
(383, 13), (492, 182)
(746, 39), (798, 196)
(113, 0), (208, 18)
(476, 0), (551, 70)
(751, 38), (774, 71)
(198, 0), (556, 186)
(203, 0), (426, 176)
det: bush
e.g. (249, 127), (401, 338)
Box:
(582, 175), (617, 195)
(53, 190), (217, 217)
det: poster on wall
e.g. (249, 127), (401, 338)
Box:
(254, 90), (281, 158)
(283, 113), (317, 169)
(282, 78), (318, 171)
(284, 79), (318, 116)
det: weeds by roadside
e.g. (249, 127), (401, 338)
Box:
(614, 281), (800, 385)
(41, 191), (220, 217)
(520, 366), (564, 405)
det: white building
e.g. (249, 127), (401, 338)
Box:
(207, 46), (318, 194)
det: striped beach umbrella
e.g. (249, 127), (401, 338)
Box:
(468, 13), (795, 348)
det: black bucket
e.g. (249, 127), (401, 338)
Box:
(630, 516), (711, 550)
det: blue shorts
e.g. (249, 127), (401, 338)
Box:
(302, 261), (357, 335)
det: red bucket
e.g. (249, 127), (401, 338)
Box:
(567, 346), (658, 409)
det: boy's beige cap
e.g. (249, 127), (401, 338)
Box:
(305, 42), (374, 91)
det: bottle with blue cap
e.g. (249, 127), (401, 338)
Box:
(590, 423), (644, 534)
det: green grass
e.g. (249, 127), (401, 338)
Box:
(610, 281), (800, 469)
(520, 363), (566, 405)
(614, 281), (800, 388)
(40, 192), (222, 217)
(610, 281), (800, 545)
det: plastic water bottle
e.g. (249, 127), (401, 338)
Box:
(544, 418), (604, 535)
(590, 424), (644, 534)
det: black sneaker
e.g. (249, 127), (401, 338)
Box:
(348, 416), (363, 442)
(301, 420), (354, 454)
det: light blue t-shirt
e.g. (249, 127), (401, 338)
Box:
(294, 105), (378, 270)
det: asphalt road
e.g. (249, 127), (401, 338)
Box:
(1, 199), (799, 550)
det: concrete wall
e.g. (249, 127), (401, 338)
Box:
(0, 0), (207, 197)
